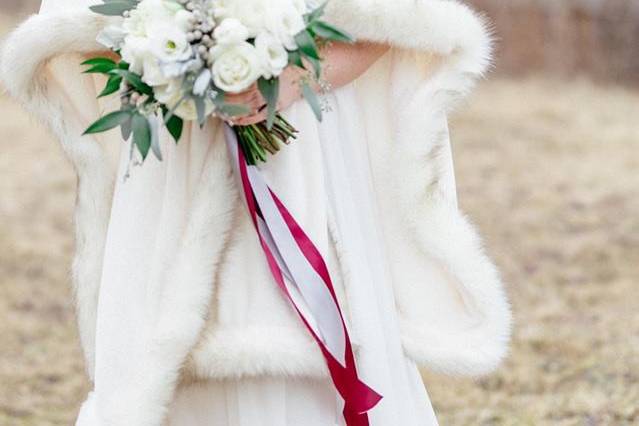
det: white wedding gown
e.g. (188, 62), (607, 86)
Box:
(161, 86), (439, 425)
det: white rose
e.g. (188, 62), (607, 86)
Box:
(156, 79), (215, 121)
(255, 32), (288, 79)
(213, 18), (250, 46)
(120, 36), (151, 74)
(266, 7), (306, 50)
(211, 42), (263, 93)
(292, 0), (311, 15)
(214, 0), (269, 37)
(141, 57), (169, 87)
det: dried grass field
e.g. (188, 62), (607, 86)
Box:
(1, 16), (638, 426)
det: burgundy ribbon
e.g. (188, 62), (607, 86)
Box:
(224, 125), (382, 425)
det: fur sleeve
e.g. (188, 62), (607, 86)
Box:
(325, 0), (493, 74)
(1, 11), (115, 380)
(349, 1), (512, 375)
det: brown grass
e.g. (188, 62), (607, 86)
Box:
(1, 17), (638, 426)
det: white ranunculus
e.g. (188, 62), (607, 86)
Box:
(213, 18), (250, 46)
(211, 42), (263, 93)
(255, 32), (288, 79)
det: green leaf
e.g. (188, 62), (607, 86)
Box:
(90, 1), (136, 16)
(294, 31), (320, 60)
(84, 62), (117, 74)
(306, 1), (328, 23)
(288, 50), (304, 69)
(110, 69), (153, 95)
(121, 115), (132, 140)
(311, 21), (354, 43)
(149, 116), (163, 161)
(301, 82), (322, 121)
(194, 96), (206, 127)
(82, 57), (117, 67)
(98, 75), (123, 98)
(132, 113), (151, 160)
(305, 56), (321, 79)
(258, 77), (279, 130)
(218, 103), (251, 118)
(83, 110), (132, 135)
(165, 114), (183, 143)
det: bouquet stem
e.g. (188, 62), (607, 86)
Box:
(234, 114), (298, 165)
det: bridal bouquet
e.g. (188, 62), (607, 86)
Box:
(83, 0), (352, 164)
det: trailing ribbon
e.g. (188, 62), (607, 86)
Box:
(224, 124), (382, 425)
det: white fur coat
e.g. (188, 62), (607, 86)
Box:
(1, 0), (512, 423)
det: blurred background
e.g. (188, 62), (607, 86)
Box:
(1, 0), (638, 425)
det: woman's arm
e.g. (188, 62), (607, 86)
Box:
(228, 41), (390, 126)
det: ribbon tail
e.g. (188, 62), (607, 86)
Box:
(223, 124), (382, 425)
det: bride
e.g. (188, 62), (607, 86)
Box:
(1, 0), (512, 424)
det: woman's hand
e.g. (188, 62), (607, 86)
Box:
(225, 66), (306, 126)
(225, 41), (389, 126)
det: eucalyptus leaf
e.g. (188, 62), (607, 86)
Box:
(121, 115), (132, 141)
(306, 1), (328, 24)
(218, 103), (251, 118)
(194, 96), (206, 127)
(312, 21), (354, 43)
(294, 31), (320, 60)
(257, 78), (279, 130)
(84, 109), (132, 134)
(132, 113), (151, 160)
(90, 1), (136, 16)
(305, 56), (321, 78)
(301, 82), (322, 121)
(148, 115), (163, 161)
(193, 69), (212, 96)
(288, 50), (304, 69)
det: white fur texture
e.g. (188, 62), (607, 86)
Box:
(1, 0), (512, 423)
(1, 12), (113, 380)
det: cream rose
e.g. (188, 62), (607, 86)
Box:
(211, 42), (263, 93)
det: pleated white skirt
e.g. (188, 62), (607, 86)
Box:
(165, 85), (439, 426)
(166, 378), (342, 426)
(166, 362), (435, 426)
